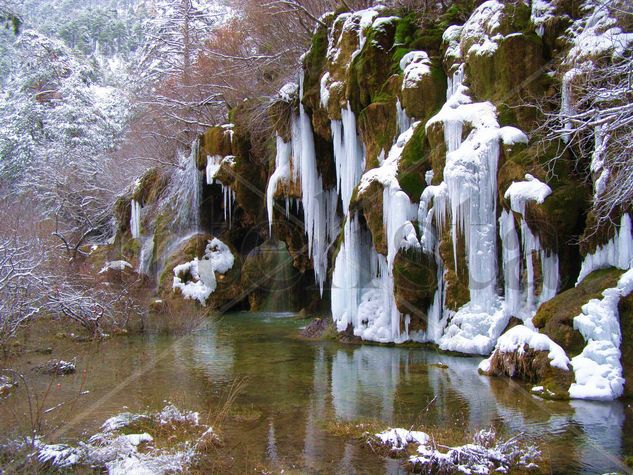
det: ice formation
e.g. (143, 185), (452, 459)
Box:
(206, 154), (236, 226)
(577, 213), (633, 284)
(569, 268), (633, 400)
(130, 199), (141, 239)
(172, 238), (234, 305)
(504, 174), (560, 311)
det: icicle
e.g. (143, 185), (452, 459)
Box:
(500, 209), (521, 316)
(577, 213), (633, 284)
(331, 104), (365, 214)
(266, 135), (292, 234)
(396, 98), (411, 136)
(130, 199), (141, 239)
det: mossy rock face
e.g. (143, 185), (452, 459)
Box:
(350, 180), (387, 255)
(397, 122), (432, 200)
(229, 104), (269, 221)
(323, 12), (362, 119)
(198, 126), (233, 169)
(302, 18), (332, 126)
(425, 120), (447, 184)
(347, 17), (398, 113)
(401, 62), (446, 122)
(158, 233), (213, 293)
(358, 100), (397, 170)
(619, 291), (633, 398)
(268, 99), (295, 143)
(481, 347), (572, 400)
(393, 248), (437, 331)
(439, 229), (469, 311)
(114, 194), (132, 235)
(271, 214), (313, 274)
(533, 268), (624, 356)
(240, 240), (303, 311)
(579, 209), (631, 257)
(132, 167), (169, 206)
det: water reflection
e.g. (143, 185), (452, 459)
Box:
(1, 313), (630, 474)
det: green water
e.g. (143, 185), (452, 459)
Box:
(2, 312), (632, 474)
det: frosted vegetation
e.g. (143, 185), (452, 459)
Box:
(0, 2), (632, 471)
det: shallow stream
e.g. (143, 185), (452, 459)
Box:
(2, 312), (632, 474)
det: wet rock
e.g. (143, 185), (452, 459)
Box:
(34, 359), (76, 375)
(301, 317), (332, 339)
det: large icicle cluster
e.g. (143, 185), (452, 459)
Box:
(266, 80), (340, 294)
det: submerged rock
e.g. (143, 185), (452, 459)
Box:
(33, 359), (76, 375)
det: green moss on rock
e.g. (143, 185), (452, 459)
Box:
(358, 100), (397, 170)
(393, 247), (437, 332)
(397, 122), (432, 200)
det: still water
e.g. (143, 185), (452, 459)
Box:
(2, 312), (632, 474)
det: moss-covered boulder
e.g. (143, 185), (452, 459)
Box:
(198, 126), (234, 169)
(350, 180), (386, 255)
(481, 346), (573, 400)
(358, 100), (397, 170)
(132, 167), (170, 206)
(533, 268), (624, 356)
(393, 248), (437, 331)
(619, 290), (633, 398)
(400, 54), (446, 122)
(397, 121), (432, 200)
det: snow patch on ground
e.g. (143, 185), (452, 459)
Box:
(28, 404), (212, 474)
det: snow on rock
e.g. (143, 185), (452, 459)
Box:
(443, 25), (463, 64)
(505, 174), (552, 206)
(375, 428), (429, 451)
(278, 82), (298, 102)
(566, 2), (633, 63)
(374, 428), (541, 474)
(479, 325), (571, 373)
(172, 238), (234, 305)
(399, 51), (431, 90)
(439, 301), (508, 355)
(503, 174), (559, 311)
(459, 0), (505, 57)
(577, 213), (633, 284)
(531, 0), (555, 37)
(99, 260), (132, 274)
(569, 268), (633, 400)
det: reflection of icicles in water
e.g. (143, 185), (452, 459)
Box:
(266, 419), (279, 466)
(330, 346), (401, 422)
(138, 234), (154, 276)
(130, 199), (141, 239)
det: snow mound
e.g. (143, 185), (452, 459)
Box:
(399, 51), (431, 90)
(479, 325), (570, 372)
(172, 238), (234, 305)
(99, 260), (132, 274)
(504, 174), (552, 208)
